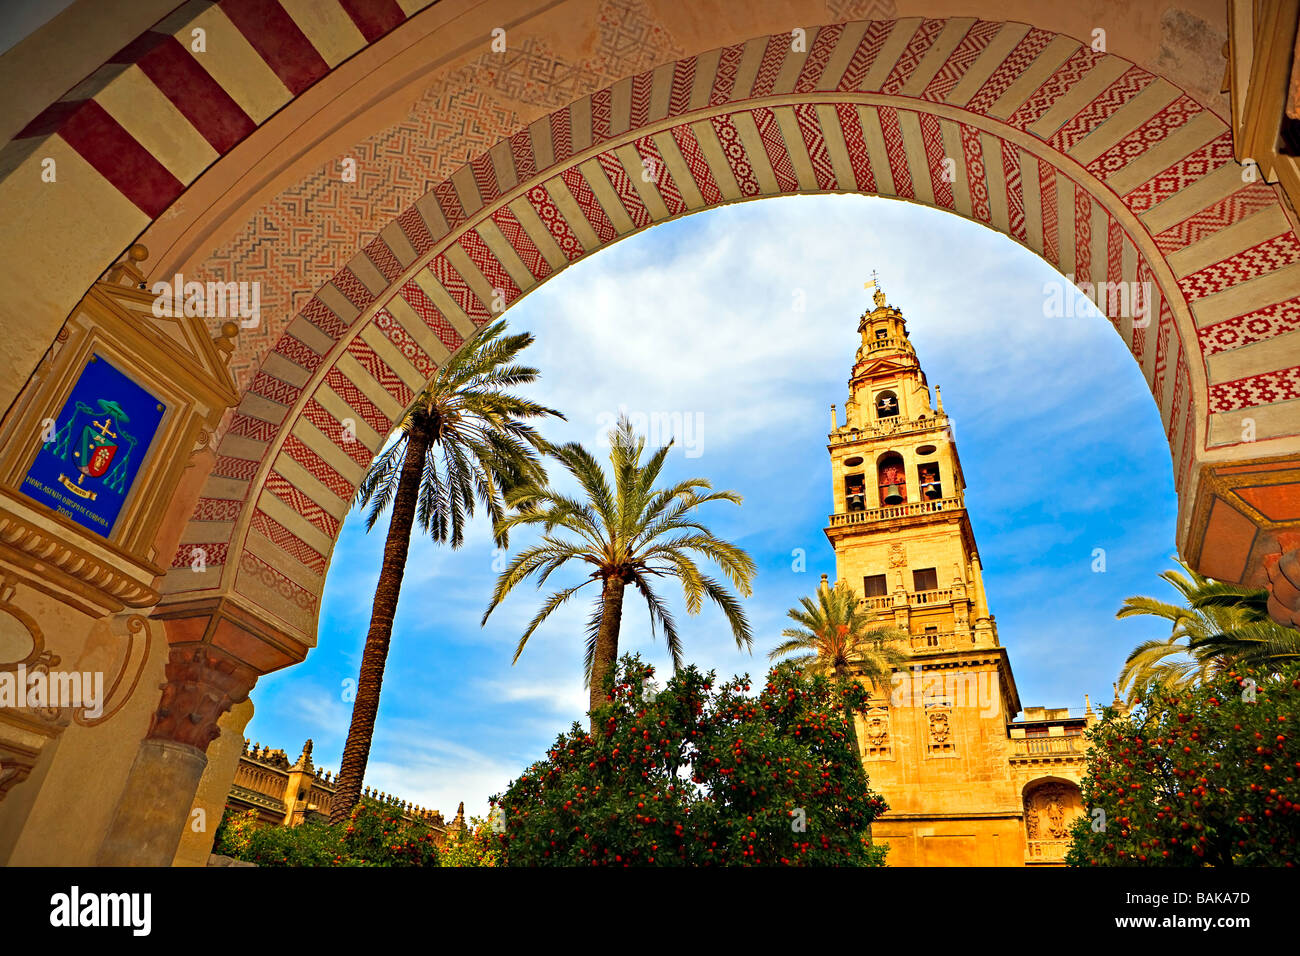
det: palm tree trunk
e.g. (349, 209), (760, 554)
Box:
(330, 425), (431, 824)
(588, 575), (626, 730)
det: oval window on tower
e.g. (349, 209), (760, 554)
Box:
(916, 444), (937, 456)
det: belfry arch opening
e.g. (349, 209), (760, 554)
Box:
(877, 451), (908, 504)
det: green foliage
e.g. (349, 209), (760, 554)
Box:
(439, 816), (504, 867)
(355, 318), (562, 548)
(213, 800), (442, 867)
(214, 808), (344, 866)
(1067, 661), (1300, 867)
(1116, 560), (1299, 702)
(770, 580), (908, 683)
(342, 800), (443, 866)
(482, 414), (757, 678)
(494, 655), (889, 866)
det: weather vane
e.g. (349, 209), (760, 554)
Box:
(864, 270), (885, 307)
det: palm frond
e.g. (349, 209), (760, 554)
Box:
(485, 411), (755, 687)
(1115, 559), (1296, 700)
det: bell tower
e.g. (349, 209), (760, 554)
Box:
(826, 278), (994, 645)
(825, 278), (1026, 867)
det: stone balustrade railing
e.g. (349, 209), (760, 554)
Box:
(861, 587), (958, 611)
(864, 336), (913, 355)
(1010, 735), (1086, 757)
(908, 631), (974, 651)
(829, 413), (950, 446)
(829, 495), (964, 527)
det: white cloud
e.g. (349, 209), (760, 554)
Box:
(475, 677), (588, 716)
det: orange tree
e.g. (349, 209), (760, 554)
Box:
(439, 816), (503, 867)
(213, 800), (441, 867)
(492, 655), (889, 866)
(1066, 661), (1300, 866)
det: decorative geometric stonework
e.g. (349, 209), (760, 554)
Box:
(195, 0), (687, 397)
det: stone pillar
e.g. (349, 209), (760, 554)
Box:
(970, 554), (991, 621)
(171, 698), (254, 867)
(96, 645), (256, 866)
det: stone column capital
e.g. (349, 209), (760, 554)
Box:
(147, 645), (258, 751)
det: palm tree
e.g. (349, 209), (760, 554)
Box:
(1115, 560), (1300, 702)
(768, 578), (909, 683)
(769, 578), (909, 757)
(331, 320), (562, 823)
(481, 415), (757, 725)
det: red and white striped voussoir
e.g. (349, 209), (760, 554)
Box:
(1209, 366), (1300, 415)
(395, 279), (465, 352)
(264, 471), (342, 539)
(1073, 189), (1093, 284)
(1198, 299), (1300, 357)
(919, 112), (954, 210)
(794, 103), (838, 192)
(1152, 182), (1277, 254)
(169, 541), (228, 571)
(15, 0), (435, 218)
(879, 18), (945, 95)
(1048, 66), (1156, 154)
(160, 16), (1299, 614)
(1178, 234), (1300, 303)
(919, 19), (1002, 103)
(794, 22), (847, 94)
(280, 433), (353, 503)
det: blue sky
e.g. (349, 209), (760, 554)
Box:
(242, 194), (1180, 820)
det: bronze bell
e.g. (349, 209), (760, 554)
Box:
(882, 484), (904, 504)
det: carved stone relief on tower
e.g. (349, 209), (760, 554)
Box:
(925, 700), (955, 756)
(863, 704), (891, 759)
(1024, 784), (1074, 839)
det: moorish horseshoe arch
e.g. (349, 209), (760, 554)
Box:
(153, 17), (1300, 673)
(3, 4), (1300, 864)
